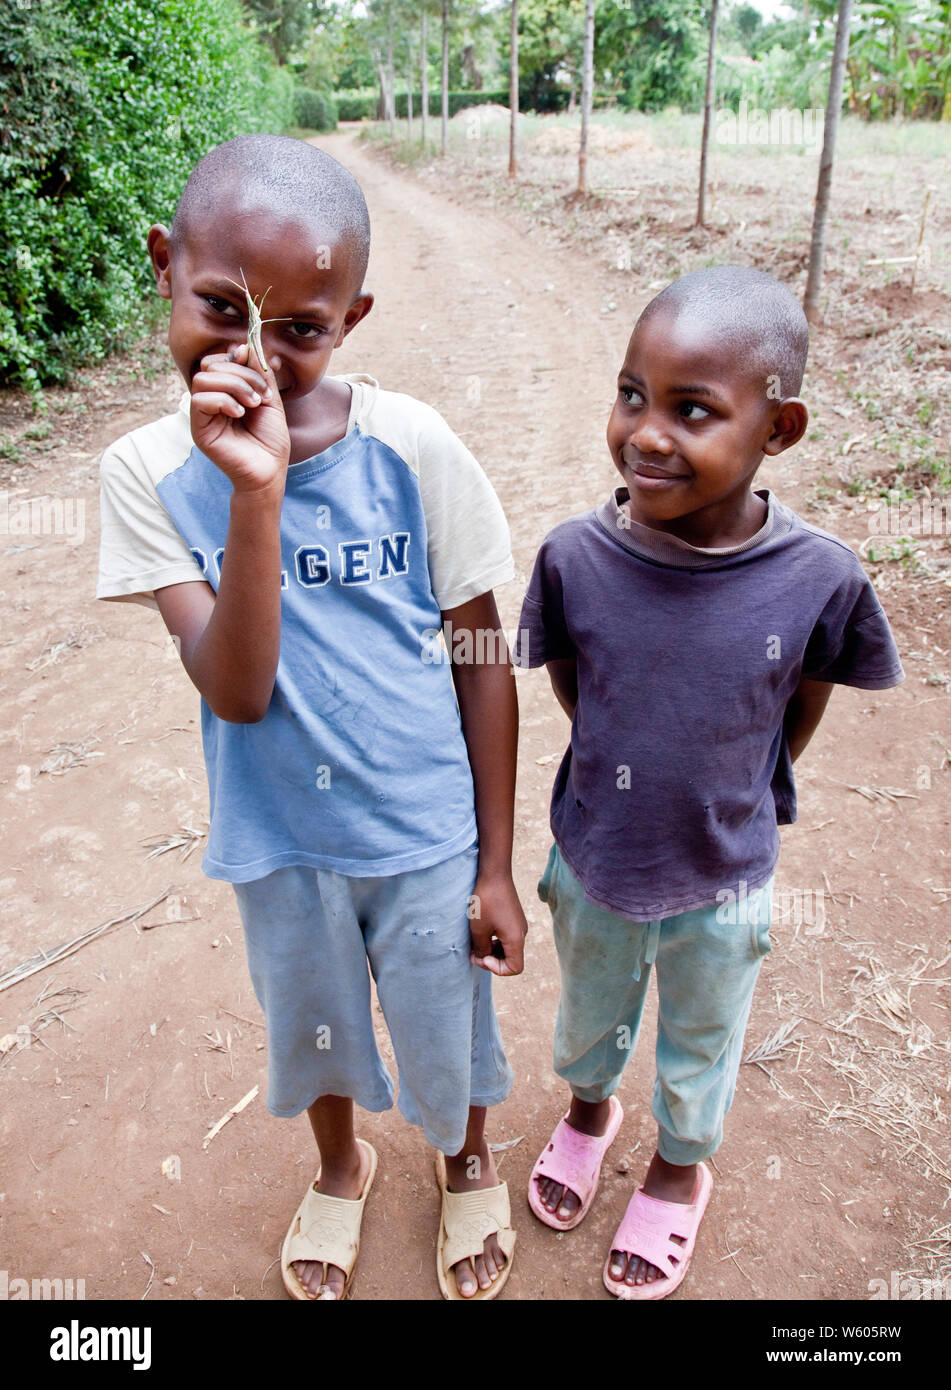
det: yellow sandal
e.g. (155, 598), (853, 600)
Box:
(281, 1138), (378, 1300)
(434, 1151), (517, 1301)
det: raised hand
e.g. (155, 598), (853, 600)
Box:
(189, 342), (290, 494)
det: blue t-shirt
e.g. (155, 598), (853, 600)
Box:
(515, 487), (904, 921)
(97, 376), (515, 882)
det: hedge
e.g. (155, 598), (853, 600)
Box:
(336, 87), (572, 122)
(293, 87), (338, 133)
(0, 0), (293, 392)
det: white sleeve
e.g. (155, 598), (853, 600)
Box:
(97, 417), (207, 609)
(415, 409), (515, 610)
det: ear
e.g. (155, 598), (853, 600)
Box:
(763, 398), (808, 456)
(334, 293), (374, 348)
(148, 225), (173, 300)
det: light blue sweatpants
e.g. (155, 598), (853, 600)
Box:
(538, 844), (774, 1165)
(233, 844), (513, 1155)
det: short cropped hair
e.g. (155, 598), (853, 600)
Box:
(639, 265), (809, 398)
(170, 134), (371, 292)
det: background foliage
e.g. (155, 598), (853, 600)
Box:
(0, 0), (292, 391)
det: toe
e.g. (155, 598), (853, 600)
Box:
(556, 1186), (580, 1221)
(608, 1250), (627, 1281)
(453, 1258), (479, 1299)
(543, 1181), (564, 1213)
(473, 1254), (492, 1291)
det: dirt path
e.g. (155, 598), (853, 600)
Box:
(0, 129), (948, 1303)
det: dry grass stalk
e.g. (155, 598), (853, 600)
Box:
(140, 823), (206, 861)
(743, 1017), (803, 1072)
(0, 888), (173, 995)
(202, 1084), (259, 1149)
(842, 782), (918, 803)
(26, 626), (100, 671)
(35, 737), (103, 777)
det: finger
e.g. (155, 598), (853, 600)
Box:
(195, 361), (272, 400)
(191, 392), (247, 419)
(192, 376), (267, 413)
(495, 934), (525, 975)
(469, 950), (508, 975)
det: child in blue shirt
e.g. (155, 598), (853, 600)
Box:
(97, 135), (527, 1301)
(517, 265), (903, 1299)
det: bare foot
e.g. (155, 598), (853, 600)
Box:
(443, 1143), (509, 1298)
(535, 1096), (614, 1223)
(608, 1152), (697, 1288)
(292, 1141), (371, 1300)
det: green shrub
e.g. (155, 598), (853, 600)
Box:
(336, 90), (381, 121)
(0, 0), (293, 392)
(293, 86), (338, 132)
(336, 87), (557, 122)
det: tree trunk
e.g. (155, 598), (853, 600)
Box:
(421, 4), (429, 146)
(441, 0), (450, 155)
(387, 9), (396, 135)
(407, 40), (414, 133)
(696, 0), (719, 227)
(804, 0), (854, 323)
(509, 0), (519, 177)
(577, 0), (595, 194)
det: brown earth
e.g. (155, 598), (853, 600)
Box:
(0, 126), (948, 1303)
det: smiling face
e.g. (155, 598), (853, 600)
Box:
(607, 305), (807, 547)
(148, 201), (372, 443)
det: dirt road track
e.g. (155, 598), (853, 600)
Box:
(0, 129), (947, 1303)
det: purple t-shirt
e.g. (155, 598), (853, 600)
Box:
(515, 488), (904, 921)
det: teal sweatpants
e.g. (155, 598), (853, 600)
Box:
(538, 843), (774, 1165)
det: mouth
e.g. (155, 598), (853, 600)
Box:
(626, 458), (690, 489)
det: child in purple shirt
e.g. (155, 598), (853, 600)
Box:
(516, 265), (903, 1299)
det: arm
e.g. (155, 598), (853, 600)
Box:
(155, 344), (289, 722)
(783, 677), (835, 763)
(444, 590), (528, 977)
(547, 657), (578, 721)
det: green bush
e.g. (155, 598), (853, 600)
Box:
(337, 87), (555, 122)
(293, 86), (338, 132)
(336, 90), (381, 121)
(0, 0), (293, 392)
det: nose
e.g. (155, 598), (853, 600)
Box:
(629, 410), (673, 455)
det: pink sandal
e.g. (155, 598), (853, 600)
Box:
(527, 1095), (624, 1231)
(603, 1161), (713, 1300)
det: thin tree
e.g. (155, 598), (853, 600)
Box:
(407, 31), (414, 135)
(509, 0), (519, 177)
(696, 0), (719, 227)
(577, 0), (594, 194)
(421, 2), (429, 147)
(804, 0), (854, 322)
(387, 4), (396, 136)
(441, 0), (450, 155)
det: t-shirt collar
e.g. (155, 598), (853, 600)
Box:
(596, 487), (787, 567)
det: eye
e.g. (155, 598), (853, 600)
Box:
(288, 322), (325, 339)
(203, 295), (240, 318)
(620, 386), (644, 406)
(679, 401), (711, 421)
